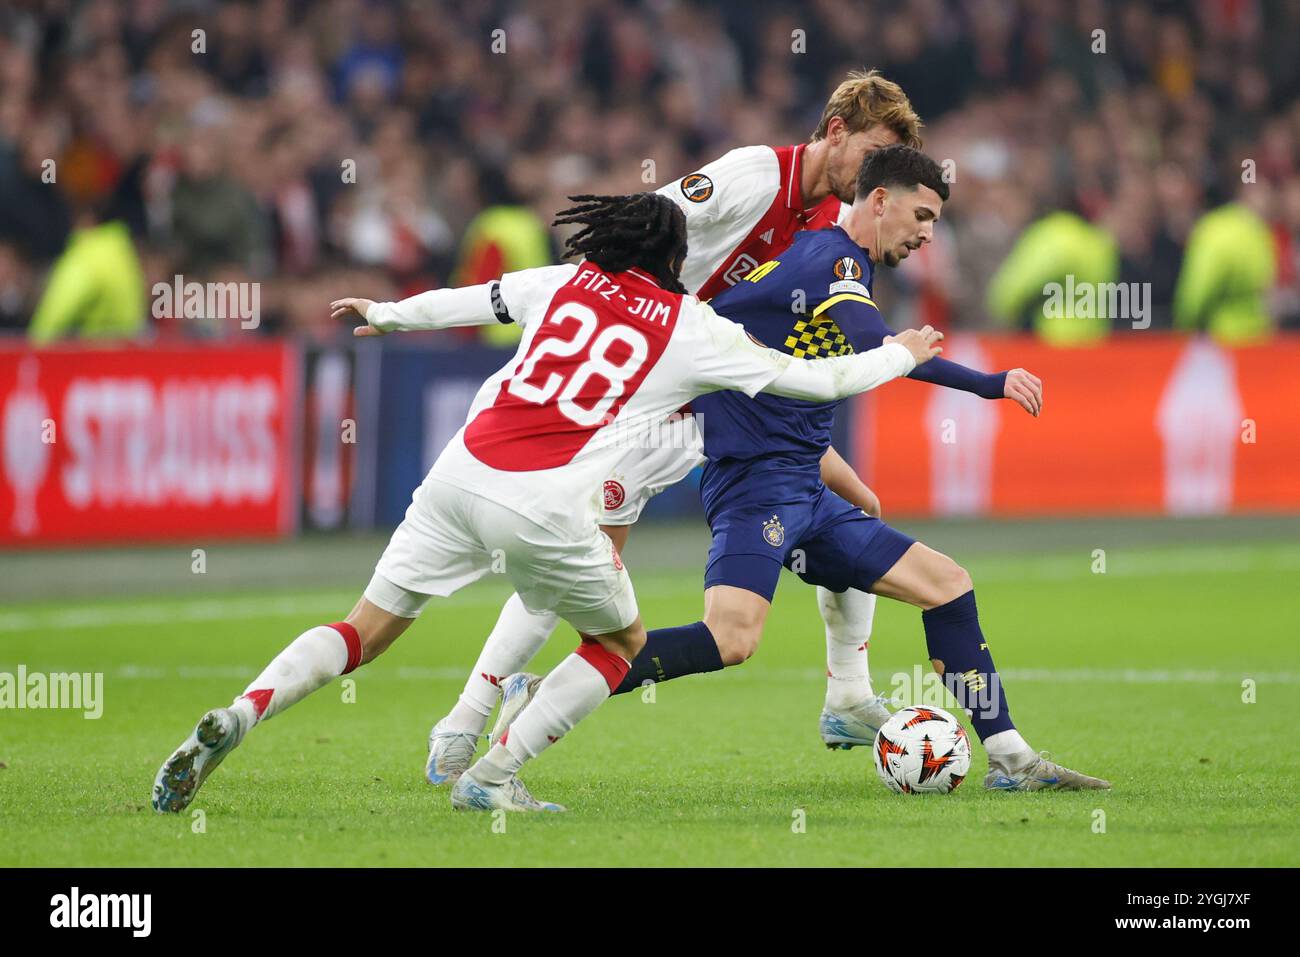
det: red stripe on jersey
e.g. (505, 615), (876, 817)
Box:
(464, 265), (684, 471)
(695, 144), (843, 301)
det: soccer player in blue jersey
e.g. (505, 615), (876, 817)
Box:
(499, 145), (1108, 791)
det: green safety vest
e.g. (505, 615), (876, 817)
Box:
(986, 212), (1117, 345)
(453, 207), (552, 346)
(1174, 203), (1275, 344)
(28, 221), (146, 344)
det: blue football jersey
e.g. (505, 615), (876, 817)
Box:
(692, 225), (1005, 514)
(692, 226), (883, 467)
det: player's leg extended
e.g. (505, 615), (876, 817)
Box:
(450, 517), (644, 812)
(816, 449), (883, 718)
(464, 440), (700, 738)
(430, 593), (559, 783)
(427, 521), (634, 783)
(604, 536), (783, 695)
(453, 620), (645, 813)
(789, 499), (905, 748)
(151, 590), (420, 813)
(871, 541), (1111, 791)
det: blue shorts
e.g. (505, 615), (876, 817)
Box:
(702, 484), (916, 602)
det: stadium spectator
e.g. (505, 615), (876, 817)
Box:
(0, 0), (1296, 341)
(169, 121), (270, 277)
(985, 209), (1118, 344)
(1174, 182), (1277, 343)
(27, 198), (146, 344)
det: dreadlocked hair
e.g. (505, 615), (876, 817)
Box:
(553, 193), (689, 294)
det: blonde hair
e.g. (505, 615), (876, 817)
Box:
(812, 69), (923, 148)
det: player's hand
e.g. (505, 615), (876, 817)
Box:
(330, 297), (383, 336)
(885, 325), (944, 365)
(1003, 368), (1043, 417)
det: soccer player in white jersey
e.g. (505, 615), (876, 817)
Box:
(150, 192), (945, 814)
(409, 71), (1039, 784)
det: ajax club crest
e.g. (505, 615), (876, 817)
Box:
(603, 480), (626, 511)
(762, 514), (785, 548)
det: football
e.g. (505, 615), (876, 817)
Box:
(872, 706), (972, 795)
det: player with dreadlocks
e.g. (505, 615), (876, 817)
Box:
(552, 193), (690, 294)
(151, 190), (945, 813)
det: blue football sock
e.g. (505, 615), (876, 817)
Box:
(921, 590), (1016, 740)
(612, 621), (724, 696)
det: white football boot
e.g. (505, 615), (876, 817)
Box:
(151, 707), (247, 813)
(819, 693), (895, 749)
(425, 718), (481, 787)
(984, 749), (1112, 791)
(488, 672), (542, 747)
(450, 768), (565, 813)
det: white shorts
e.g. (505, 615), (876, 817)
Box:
(366, 475), (639, 635)
(600, 414), (705, 526)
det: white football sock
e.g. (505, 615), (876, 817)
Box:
(472, 652), (617, 784)
(232, 622), (361, 728)
(446, 593), (558, 734)
(983, 729), (1032, 759)
(818, 586), (876, 711)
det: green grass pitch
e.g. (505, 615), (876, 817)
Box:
(2, 527), (1298, 867)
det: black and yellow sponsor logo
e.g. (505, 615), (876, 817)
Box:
(680, 173), (714, 203)
(784, 313), (854, 359)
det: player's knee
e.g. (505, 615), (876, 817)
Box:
(705, 612), (762, 666)
(863, 489), (882, 518)
(934, 559), (973, 605)
(716, 630), (760, 665)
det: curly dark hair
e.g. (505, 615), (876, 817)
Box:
(553, 193), (689, 293)
(854, 144), (950, 201)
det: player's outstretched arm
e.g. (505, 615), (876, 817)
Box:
(762, 326), (943, 402)
(823, 294), (1042, 415)
(332, 263), (578, 337)
(331, 282), (503, 336)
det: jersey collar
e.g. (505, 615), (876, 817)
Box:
(788, 143), (807, 213)
(625, 267), (663, 288)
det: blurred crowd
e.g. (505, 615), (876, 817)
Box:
(1, 0), (1298, 344)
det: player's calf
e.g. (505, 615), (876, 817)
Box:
(150, 596), (415, 811)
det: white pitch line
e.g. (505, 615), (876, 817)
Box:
(0, 663), (1293, 686)
(720, 666), (1300, 685)
(2, 544), (1297, 635)
(0, 577), (700, 634)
